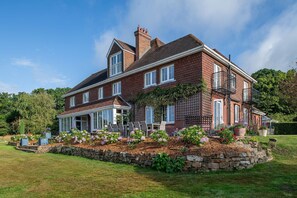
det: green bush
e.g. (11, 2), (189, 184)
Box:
(150, 130), (169, 145)
(178, 125), (209, 146)
(152, 153), (185, 173)
(273, 123), (297, 135)
(129, 129), (145, 144)
(0, 120), (9, 136)
(218, 128), (236, 144)
(19, 119), (25, 134)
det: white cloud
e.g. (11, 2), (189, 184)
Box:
(12, 58), (37, 68)
(0, 81), (18, 93)
(94, 31), (117, 67)
(94, 0), (262, 66)
(237, 3), (297, 73)
(11, 58), (67, 86)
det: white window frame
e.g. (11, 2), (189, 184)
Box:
(70, 96), (75, 108)
(160, 65), (174, 83)
(230, 73), (236, 90)
(214, 99), (224, 128)
(166, 105), (175, 124)
(109, 52), (122, 77)
(243, 108), (249, 124)
(145, 106), (154, 124)
(83, 92), (89, 104)
(144, 70), (157, 88)
(98, 87), (103, 100)
(213, 64), (221, 89)
(112, 81), (121, 96)
(243, 81), (249, 101)
(234, 104), (239, 123)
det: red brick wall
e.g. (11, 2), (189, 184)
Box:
(123, 51), (135, 71)
(201, 51), (253, 127)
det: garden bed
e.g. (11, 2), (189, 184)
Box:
(48, 137), (272, 172)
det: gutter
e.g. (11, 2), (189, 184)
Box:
(63, 44), (257, 98)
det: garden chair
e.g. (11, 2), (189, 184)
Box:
(111, 124), (119, 132)
(159, 121), (166, 131)
(128, 122), (134, 137)
(140, 121), (149, 136)
(134, 122), (141, 130)
(108, 124), (113, 132)
(118, 123), (125, 137)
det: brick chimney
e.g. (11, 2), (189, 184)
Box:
(134, 26), (151, 60)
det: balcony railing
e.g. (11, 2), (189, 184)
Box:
(242, 88), (260, 104)
(212, 71), (236, 95)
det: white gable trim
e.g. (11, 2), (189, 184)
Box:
(64, 44), (256, 98)
(106, 39), (135, 58)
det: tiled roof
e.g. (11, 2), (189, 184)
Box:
(68, 34), (203, 94)
(126, 34), (203, 71)
(68, 69), (108, 93)
(115, 39), (135, 53)
(59, 96), (129, 116)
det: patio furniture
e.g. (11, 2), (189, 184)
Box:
(118, 123), (125, 136)
(127, 122), (134, 137)
(140, 121), (149, 136)
(159, 121), (166, 131)
(134, 122), (141, 130)
(108, 124), (113, 132)
(111, 124), (119, 132)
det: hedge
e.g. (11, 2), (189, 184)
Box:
(273, 123), (297, 135)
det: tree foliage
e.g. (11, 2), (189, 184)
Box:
(252, 69), (290, 114)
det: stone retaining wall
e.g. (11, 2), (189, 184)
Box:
(49, 142), (272, 172)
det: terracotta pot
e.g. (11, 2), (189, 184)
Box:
(234, 128), (246, 137)
(259, 129), (268, 137)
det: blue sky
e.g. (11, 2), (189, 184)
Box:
(0, 0), (296, 93)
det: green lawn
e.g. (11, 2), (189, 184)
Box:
(0, 135), (297, 198)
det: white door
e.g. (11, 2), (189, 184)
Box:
(213, 64), (221, 88)
(214, 99), (223, 128)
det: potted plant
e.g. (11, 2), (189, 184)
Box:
(233, 124), (246, 137)
(258, 126), (268, 137)
(20, 135), (28, 146)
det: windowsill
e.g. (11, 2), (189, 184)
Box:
(98, 98), (103, 100)
(112, 93), (121, 96)
(159, 79), (176, 85)
(109, 71), (122, 78)
(70, 106), (75, 108)
(83, 101), (89, 104)
(166, 121), (175, 124)
(143, 84), (157, 89)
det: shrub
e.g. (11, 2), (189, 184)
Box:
(234, 124), (245, 129)
(150, 130), (169, 145)
(0, 120), (10, 136)
(11, 134), (28, 142)
(259, 126), (268, 130)
(19, 119), (25, 134)
(129, 129), (145, 144)
(71, 129), (90, 144)
(94, 130), (121, 145)
(178, 125), (209, 146)
(55, 131), (72, 143)
(218, 128), (236, 144)
(152, 153), (185, 173)
(273, 123), (297, 135)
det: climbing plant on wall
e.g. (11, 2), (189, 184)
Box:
(135, 80), (206, 118)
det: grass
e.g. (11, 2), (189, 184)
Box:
(0, 135), (297, 197)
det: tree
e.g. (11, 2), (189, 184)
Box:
(15, 92), (56, 134)
(280, 69), (297, 112)
(252, 69), (289, 114)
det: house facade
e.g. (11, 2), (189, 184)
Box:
(58, 26), (260, 133)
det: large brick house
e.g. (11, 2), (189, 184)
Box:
(58, 26), (261, 133)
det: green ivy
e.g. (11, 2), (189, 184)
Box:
(135, 81), (206, 108)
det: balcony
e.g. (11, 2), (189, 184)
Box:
(212, 71), (236, 95)
(242, 88), (260, 104)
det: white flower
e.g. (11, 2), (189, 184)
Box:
(141, 136), (146, 141)
(162, 138), (167, 142)
(158, 138), (162, 142)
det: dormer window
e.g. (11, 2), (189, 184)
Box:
(110, 52), (122, 76)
